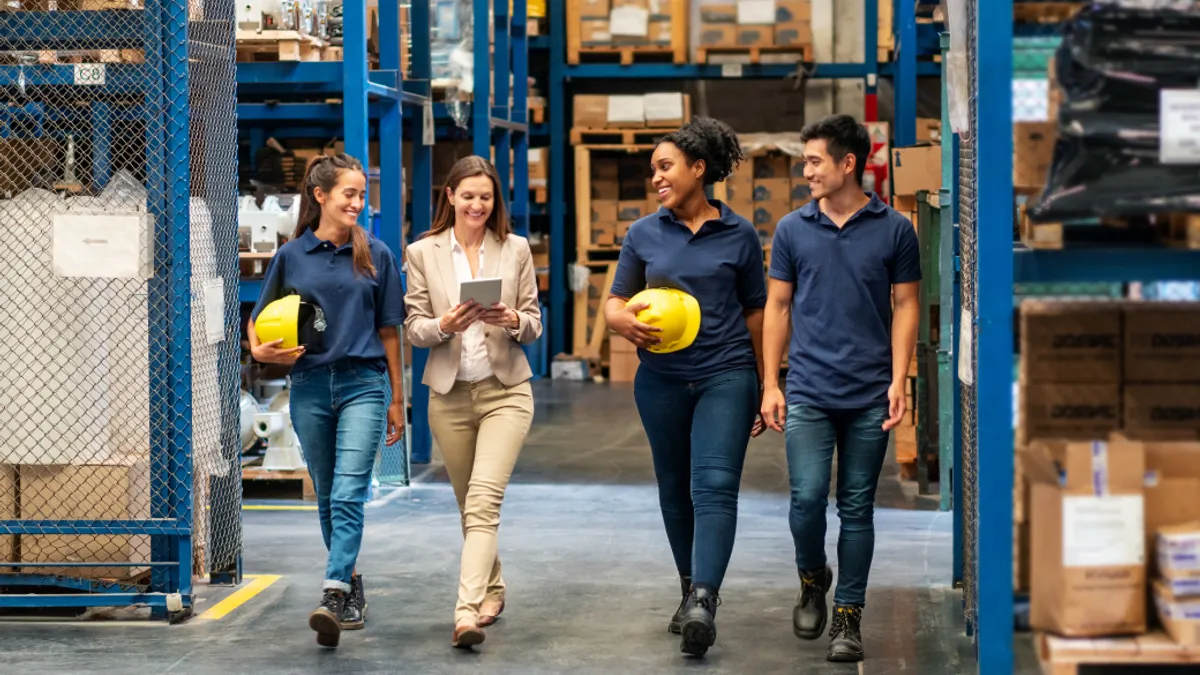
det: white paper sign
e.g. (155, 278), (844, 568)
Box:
(1160, 89), (1200, 164)
(203, 277), (225, 345)
(1062, 495), (1145, 567)
(721, 64), (744, 78)
(609, 6), (648, 37)
(53, 211), (153, 279)
(957, 308), (974, 385)
(74, 63), (106, 86)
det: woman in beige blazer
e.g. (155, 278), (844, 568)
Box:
(403, 155), (542, 649)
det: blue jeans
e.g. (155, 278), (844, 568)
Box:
(633, 366), (758, 591)
(289, 360), (389, 592)
(784, 404), (890, 607)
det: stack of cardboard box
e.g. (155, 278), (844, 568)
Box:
(587, 153), (658, 250)
(722, 152), (808, 248)
(696, 0), (812, 51)
(1154, 523), (1200, 646)
(1017, 299), (1200, 645)
(577, 0), (677, 49)
(572, 93), (691, 130)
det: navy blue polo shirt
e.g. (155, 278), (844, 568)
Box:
(610, 200), (767, 381)
(768, 193), (921, 408)
(251, 228), (406, 373)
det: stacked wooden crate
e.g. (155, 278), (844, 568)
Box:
(695, 0), (813, 63)
(568, 0), (689, 65)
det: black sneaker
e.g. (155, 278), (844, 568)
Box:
(341, 574), (366, 630)
(309, 588), (346, 648)
(793, 566), (832, 640)
(679, 585), (721, 657)
(668, 576), (690, 634)
(827, 604), (864, 662)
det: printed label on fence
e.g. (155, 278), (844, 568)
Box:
(1160, 89), (1200, 164)
(721, 64), (743, 78)
(203, 277), (225, 345)
(74, 63), (106, 86)
(1062, 494), (1144, 567)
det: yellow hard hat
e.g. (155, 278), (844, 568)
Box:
(628, 287), (701, 354)
(255, 294), (327, 350)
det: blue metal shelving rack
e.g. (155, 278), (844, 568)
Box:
(407, 0), (532, 465)
(541, 0), (939, 358)
(958, 2), (1200, 672)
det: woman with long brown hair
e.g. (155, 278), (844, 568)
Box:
(403, 155), (542, 649)
(247, 153), (407, 649)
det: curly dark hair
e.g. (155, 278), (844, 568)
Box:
(799, 113), (872, 187)
(655, 116), (745, 185)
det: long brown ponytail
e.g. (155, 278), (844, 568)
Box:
(294, 153), (377, 278)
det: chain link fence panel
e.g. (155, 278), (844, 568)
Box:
(0, 0), (241, 592)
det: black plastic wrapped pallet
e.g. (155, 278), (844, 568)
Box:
(1028, 5), (1200, 223)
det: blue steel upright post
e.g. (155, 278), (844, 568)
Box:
(409, 0), (435, 465)
(510, 0), (530, 237)
(894, 0), (917, 146)
(548, 0), (567, 356)
(974, 0), (1015, 671)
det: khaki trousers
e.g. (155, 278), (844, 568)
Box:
(428, 376), (533, 625)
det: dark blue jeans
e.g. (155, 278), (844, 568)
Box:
(633, 366), (759, 591)
(289, 360), (389, 591)
(784, 404), (890, 607)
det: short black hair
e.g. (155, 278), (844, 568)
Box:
(798, 114), (872, 187)
(656, 116), (745, 185)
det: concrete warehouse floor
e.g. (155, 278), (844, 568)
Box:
(0, 380), (1068, 674)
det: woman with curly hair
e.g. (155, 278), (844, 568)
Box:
(604, 116), (767, 657)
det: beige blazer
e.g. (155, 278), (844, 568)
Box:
(403, 228), (543, 395)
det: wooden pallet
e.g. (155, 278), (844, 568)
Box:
(572, 44), (682, 65)
(1019, 207), (1200, 251)
(696, 44), (814, 65)
(35, 50), (143, 64)
(242, 460), (316, 501)
(236, 30), (327, 62)
(1038, 632), (1200, 674)
(1014, 1), (1085, 24)
(570, 127), (674, 145)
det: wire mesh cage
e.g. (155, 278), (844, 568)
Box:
(0, 0), (241, 600)
(957, 0), (980, 635)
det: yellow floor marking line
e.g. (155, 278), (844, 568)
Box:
(195, 574), (281, 621)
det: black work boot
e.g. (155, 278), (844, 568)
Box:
(309, 588), (346, 648)
(679, 585), (721, 657)
(793, 566), (832, 640)
(341, 574), (366, 630)
(668, 575), (691, 634)
(827, 604), (864, 662)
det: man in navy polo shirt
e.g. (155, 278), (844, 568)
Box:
(760, 114), (920, 663)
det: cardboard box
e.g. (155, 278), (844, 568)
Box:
(891, 144), (942, 196)
(789, 155), (806, 180)
(649, 18), (672, 44)
(612, 0), (647, 8)
(728, 199), (755, 222)
(20, 460), (152, 580)
(753, 201), (791, 231)
(1144, 443), (1200, 574)
(753, 178), (791, 203)
(574, 94), (609, 128)
(1020, 300), (1122, 384)
(755, 154), (791, 180)
(617, 200), (645, 221)
(726, 176), (754, 203)
(894, 194), (918, 228)
(606, 94), (645, 128)
(1014, 121), (1057, 189)
(578, 0), (609, 18)
(789, 180), (811, 204)
(698, 22), (738, 47)
(608, 333), (640, 382)
(593, 156), (619, 180)
(617, 220), (634, 244)
(1124, 385), (1200, 433)
(0, 464), (13, 562)
(775, 21), (811, 46)
(1019, 383), (1121, 442)
(1153, 580), (1200, 646)
(700, 2), (736, 22)
(917, 118), (942, 143)
(529, 147), (548, 188)
(1027, 438), (1146, 637)
(736, 25), (773, 47)
(580, 18), (612, 44)
(1123, 303), (1200, 383)
(592, 221), (617, 246)
(775, 0), (811, 22)
(592, 199), (618, 223)
(644, 195), (660, 216)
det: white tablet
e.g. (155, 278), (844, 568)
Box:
(460, 277), (502, 308)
